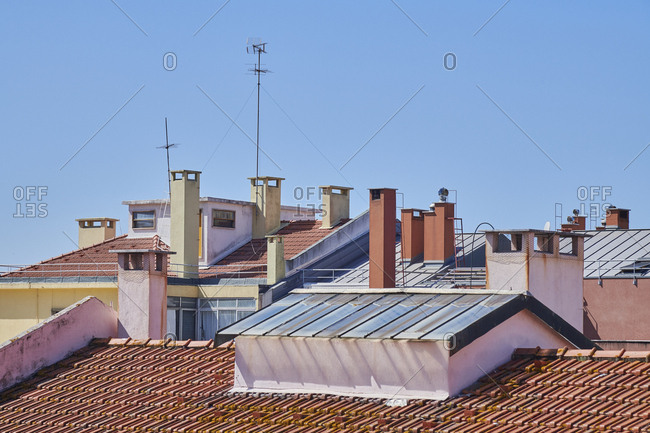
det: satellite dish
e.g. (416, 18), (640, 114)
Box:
(572, 209), (580, 217)
(543, 221), (551, 231)
(567, 216), (575, 223)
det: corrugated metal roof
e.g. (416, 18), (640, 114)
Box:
(560, 229), (650, 278)
(325, 233), (487, 288)
(221, 291), (517, 341)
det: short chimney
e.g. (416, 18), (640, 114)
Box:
(369, 188), (396, 289)
(266, 235), (286, 285)
(250, 176), (284, 238)
(111, 248), (174, 339)
(320, 185), (353, 229)
(170, 170), (201, 277)
(423, 202), (455, 263)
(484, 230), (585, 331)
(561, 210), (586, 232)
(400, 209), (425, 261)
(76, 218), (118, 248)
(605, 206), (629, 229)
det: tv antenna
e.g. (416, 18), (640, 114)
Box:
(156, 117), (180, 198)
(246, 38), (269, 184)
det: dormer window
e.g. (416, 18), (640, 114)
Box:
(132, 210), (155, 229)
(212, 209), (235, 228)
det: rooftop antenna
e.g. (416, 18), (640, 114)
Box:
(246, 37), (269, 213)
(156, 117), (180, 198)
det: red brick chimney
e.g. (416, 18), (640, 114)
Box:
(400, 209), (424, 261)
(605, 207), (629, 229)
(561, 210), (586, 232)
(369, 188), (396, 288)
(423, 202), (455, 263)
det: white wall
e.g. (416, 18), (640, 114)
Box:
(204, 202), (254, 265)
(232, 309), (577, 401)
(233, 336), (452, 400)
(127, 202), (171, 244)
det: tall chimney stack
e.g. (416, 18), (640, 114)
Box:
(250, 176), (284, 238)
(369, 188), (396, 289)
(170, 170), (201, 277)
(400, 209), (424, 262)
(423, 202), (455, 263)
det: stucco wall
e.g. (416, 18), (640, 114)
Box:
(583, 278), (650, 340)
(127, 202), (171, 243)
(447, 310), (573, 396)
(204, 202), (253, 265)
(0, 284), (117, 343)
(232, 310), (574, 400)
(233, 336), (452, 400)
(0, 296), (117, 392)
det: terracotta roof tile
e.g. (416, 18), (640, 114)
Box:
(2, 342), (650, 431)
(1, 235), (169, 279)
(207, 219), (349, 278)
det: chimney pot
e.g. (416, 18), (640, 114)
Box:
(76, 217), (119, 248)
(320, 185), (353, 229)
(250, 176), (285, 238)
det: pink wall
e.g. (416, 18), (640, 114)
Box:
(0, 296), (117, 392)
(584, 278), (650, 340)
(448, 310), (573, 396)
(232, 309), (575, 400)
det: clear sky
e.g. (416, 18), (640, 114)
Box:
(1, 1), (649, 266)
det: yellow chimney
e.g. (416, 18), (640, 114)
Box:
(76, 217), (118, 248)
(249, 176), (284, 238)
(320, 185), (353, 229)
(170, 170), (201, 277)
(266, 235), (285, 285)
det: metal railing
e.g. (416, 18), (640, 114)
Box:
(300, 268), (357, 286)
(168, 263), (267, 279)
(0, 263), (119, 280)
(584, 258), (650, 284)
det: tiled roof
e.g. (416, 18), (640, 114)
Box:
(208, 219), (348, 278)
(1, 235), (169, 279)
(1, 340), (650, 432)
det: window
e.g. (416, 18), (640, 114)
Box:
(167, 297), (198, 340)
(198, 298), (256, 340)
(212, 209), (235, 228)
(132, 210), (155, 229)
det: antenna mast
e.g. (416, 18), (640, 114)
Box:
(156, 117), (180, 198)
(247, 38), (269, 183)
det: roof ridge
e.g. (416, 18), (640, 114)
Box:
(16, 234), (130, 271)
(514, 347), (650, 362)
(105, 337), (217, 349)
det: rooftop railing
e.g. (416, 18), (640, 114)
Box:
(0, 263), (119, 281)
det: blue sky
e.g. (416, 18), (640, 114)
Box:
(1, 1), (649, 266)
